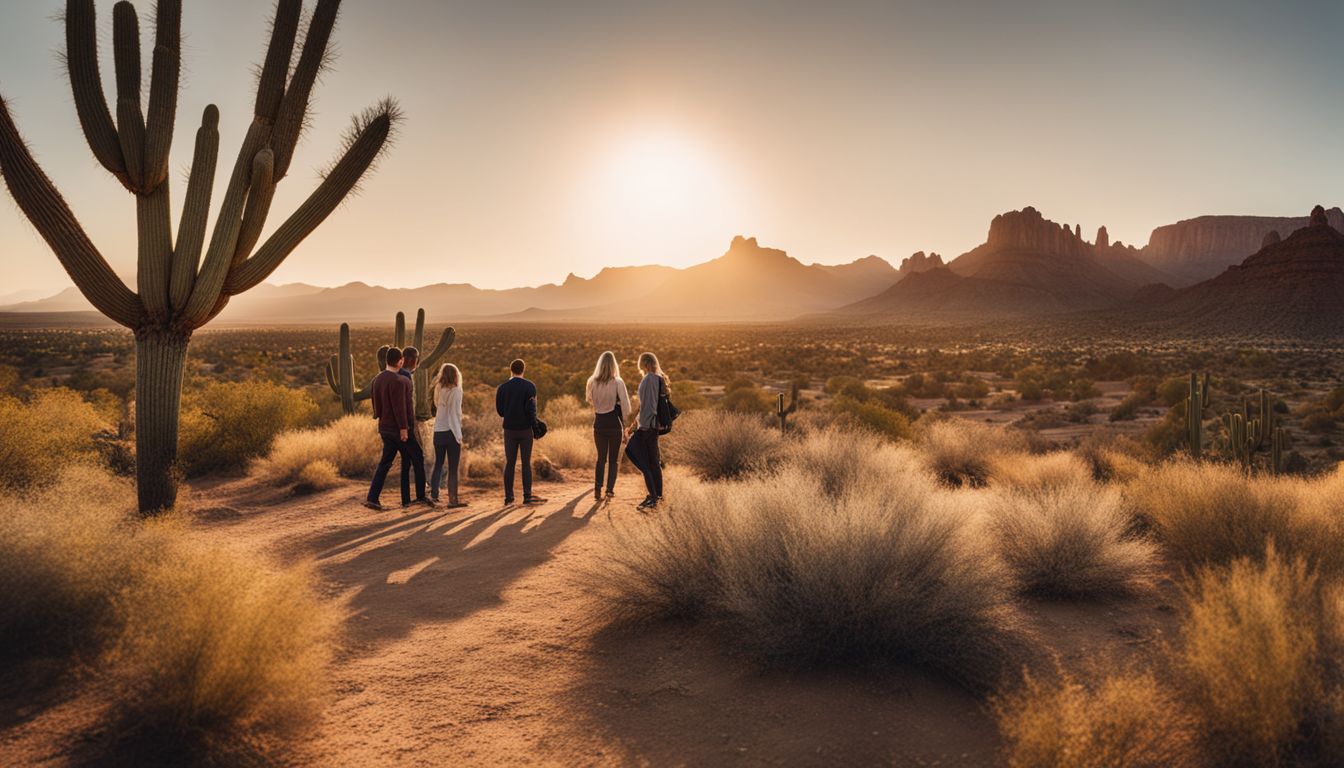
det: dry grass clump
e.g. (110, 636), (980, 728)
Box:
(1176, 552), (1325, 766)
(998, 550), (1344, 767)
(592, 466), (1033, 688)
(252, 415), (382, 486)
(0, 465), (338, 750)
(0, 388), (110, 488)
(665, 410), (783, 481)
(291, 459), (342, 495)
(994, 667), (1197, 768)
(541, 394), (591, 429)
(988, 483), (1158, 598)
(990, 451), (1096, 493)
(1125, 462), (1344, 575)
(538, 426), (596, 470)
(780, 427), (926, 498)
(111, 544), (337, 737)
(919, 418), (1025, 488)
(0, 466), (151, 657)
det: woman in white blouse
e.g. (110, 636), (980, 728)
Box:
(585, 351), (633, 501)
(430, 363), (467, 508)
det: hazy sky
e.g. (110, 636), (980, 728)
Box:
(2, 0), (1342, 295)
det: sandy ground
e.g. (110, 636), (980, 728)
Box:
(1, 474), (1178, 767)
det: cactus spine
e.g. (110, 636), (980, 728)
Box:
(1185, 372), (1210, 460)
(777, 382), (799, 432)
(0, 0), (399, 513)
(326, 323), (376, 415)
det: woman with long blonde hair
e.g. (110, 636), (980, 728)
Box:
(430, 363), (467, 507)
(585, 351), (632, 501)
(626, 351), (668, 509)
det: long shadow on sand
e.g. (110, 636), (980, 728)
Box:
(318, 490), (599, 651)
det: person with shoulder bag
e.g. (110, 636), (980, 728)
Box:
(586, 351), (632, 501)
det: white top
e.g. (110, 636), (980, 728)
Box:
(432, 385), (463, 442)
(586, 377), (633, 417)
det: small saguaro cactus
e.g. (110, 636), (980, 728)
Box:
(326, 323), (375, 415)
(387, 309), (455, 421)
(1243, 389), (1276, 452)
(777, 382), (800, 432)
(0, 0), (400, 513)
(1185, 372), (1210, 460)
(1271, 426), (1288, 476)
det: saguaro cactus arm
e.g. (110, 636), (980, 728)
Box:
(64, 0), (127, 183)
(224, 106), (398, 295)
(0, 100), (142, 327)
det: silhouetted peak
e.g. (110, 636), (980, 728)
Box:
(1311, 205), (1329, 227)
(985, 206), (1087, 256)
(720, 235), (790, 265)
(1096, 226), (1109, 249)
(899, 250), (945, 274)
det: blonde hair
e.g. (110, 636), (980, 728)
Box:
(433, 363), (461, 393)
(591, 351), (620, 385)
(638, 352), (668, 383)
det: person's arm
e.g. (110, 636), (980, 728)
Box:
(527, 382), (538, 423)
(371, 377), (382, 420)
(495, 383), (506, 417)
(450, 389), (464, 444)
(617, 378), (633, 417)
(396, 379), (411, 439)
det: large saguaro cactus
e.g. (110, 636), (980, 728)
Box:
(0, 0), (400, 513)
(326, 323), (376, 415)
(394, 309), (455, 421)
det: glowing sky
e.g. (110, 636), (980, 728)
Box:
(2, 0), (1342, 296)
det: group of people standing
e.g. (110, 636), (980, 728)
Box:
(363, 349), (670, 512)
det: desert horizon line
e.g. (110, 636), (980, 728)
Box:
(14, 199), (1339, 299)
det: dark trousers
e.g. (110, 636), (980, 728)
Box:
(594, 410), (623, 492)
(627, 428), (663, 498)
(368, 433), (412, 504)
(503, 428), (534, 500)
(399, 426), (427, 503)
(431, 430), (461, 501)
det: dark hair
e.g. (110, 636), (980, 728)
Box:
(385, 346), (403, 367)
(402, 345), (419, 367)
(510, 359), (525, 375)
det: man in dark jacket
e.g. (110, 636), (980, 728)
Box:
(397, 346), (432, 507)
(495, 358), (546, 505)
(366, 347), (416, 511)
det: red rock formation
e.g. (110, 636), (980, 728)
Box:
(1149, 207), (1344, 337)
(897, 250), (945, 277)
(1141, 207), (1344, 285)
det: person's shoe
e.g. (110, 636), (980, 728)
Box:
(416, 497), (438, 507)
(447, 501), (469, 509)
(594, 488), (603, 502)
(524, 495), (547, 505)
(504, 497), (516, 506)
(638, 496), (657, 509)
(362, 500), (384, 512)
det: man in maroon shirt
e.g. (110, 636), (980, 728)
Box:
(365, 347), (416, 511)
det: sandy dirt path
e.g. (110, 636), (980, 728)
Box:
(2, 473), (1174, 766)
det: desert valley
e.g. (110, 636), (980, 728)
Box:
(4, 1), (1344, 767)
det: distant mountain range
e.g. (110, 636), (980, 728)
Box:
(1, 236), (900, 323)
(6, 204), (1340, 334)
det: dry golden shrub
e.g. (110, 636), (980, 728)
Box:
(988, 482), (1158, 598)
(252, 415), (382, 485)
(591, 464), (1033, 689)
(0, 388), (110, 488)
(995, 667), (1198, 768)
